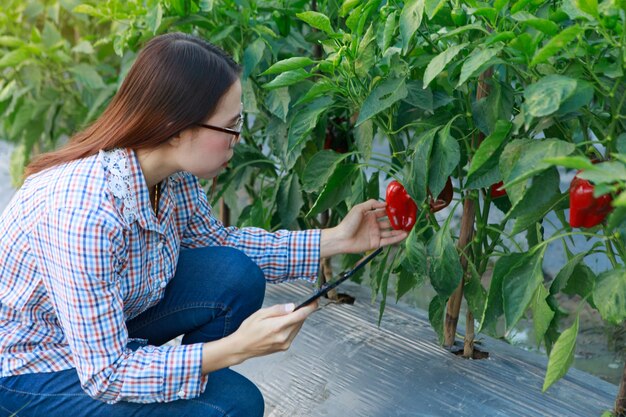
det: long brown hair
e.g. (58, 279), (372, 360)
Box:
(25, 32), (241, 178)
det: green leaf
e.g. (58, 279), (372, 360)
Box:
(556, 80), (593, 115)
(502, 248), (546, 331)
(607, 207), (626, 231)
(550, 252), (588, 295)
(423, 43), (468, 88)
(472, 79), (514, 136)
(425, 0), (446, 19)
(500, 139), (576, 203)
(530, 25), (583, 66)
(524, 75), (578, 117)
(243, 39), (265, 78)
(355, 24), (377, 78)
(543, 315), (579, 392)
(562, 264), (596, 302)
(578, 162), (626, 184)
(277, 173), (304, 228)
(355, 77), (407, 126)
(71, 40), (95, 55)
(340, 0), (360, 16)
(429, 295), (447, 344)
(473, 7), (497, 22)
(8, 103), (34, 141)
(146, 3), (163, 34)
(288, 96), (333, 152)
(296, 11), (335, 35)
(263, 69), (311, 90)
(593, 268), (626, 325)
(42, 22), (62, 49)
(467, 120), (512, 178)
(400, 0), (425, 53)
(531, 284), (555, 347)
(0, 36), (25, 48)
(405, 127), (438, 202)
(396, 261), (423, 302)
(381, 11), (398, 52)
(261, 57), (315, 76)
(0, 49), (30, 69)
(307, 164), (358, 217)
(405, 227), (428, 277)
(485, 31), (516, 45)
(72, 4), (101, 17)
(480, 253), (525, 335)
(465, 269), (487, 322)
(574, 0), (598, 18)
(378, 255), (392, 326)
(302, 149), (351, 193)
(266, 88), (290, 122)
(510, 168), (566, 235)
(428, 119), (460, 197)
(457, 46), (502, 87)
(354, 119), (373, 161)
(68, 64), (105, 90)
(524, 18), (560, 35)
(403, 80), (434, 111)
(427, 226), (463, 298)
(543, 155), (594, 170)
(294, 80), (336, 107)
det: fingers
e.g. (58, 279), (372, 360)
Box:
(358, 199), (386, 212)
(380, 230), (408, 247)
(378, 219), (392, 229)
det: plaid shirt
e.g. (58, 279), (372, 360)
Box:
(0, 148), (320, 403)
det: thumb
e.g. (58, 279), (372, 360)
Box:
(259, 303), (295, 318)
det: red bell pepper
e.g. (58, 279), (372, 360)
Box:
(385, 180), (418, 232)
(490, 181), (507, 199)
(569, 174), (613, 228)
(430, 177), (453, 212)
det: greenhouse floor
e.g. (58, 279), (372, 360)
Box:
(233, 280), (618, 417)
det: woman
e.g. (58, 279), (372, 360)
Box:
(0, 33), (407, 416)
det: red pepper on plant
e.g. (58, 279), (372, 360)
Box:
(385, 180), (418, 232)
(429, 177), (454, 212)
(569, 173), (613, 228)
(490, 181), (507, 199)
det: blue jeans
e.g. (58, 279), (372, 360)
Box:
(0, 247), (266, 416)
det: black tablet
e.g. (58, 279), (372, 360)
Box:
(293, 247), (383, 311)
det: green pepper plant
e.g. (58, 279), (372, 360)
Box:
(2, 0), (626, 414)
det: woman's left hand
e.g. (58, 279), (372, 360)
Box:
(320, 199), (408, 258)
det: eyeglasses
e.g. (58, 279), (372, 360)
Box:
(196, 116), (243, 149)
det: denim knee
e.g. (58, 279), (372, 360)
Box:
(232, 376), (265, 417)
(219, 247), (266, 312)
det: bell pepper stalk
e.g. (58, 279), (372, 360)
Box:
(569, 173), (613, 228)
(385, 180), (418, 232)
(429, 177), (454, 212)
(490, 181), (507, 199)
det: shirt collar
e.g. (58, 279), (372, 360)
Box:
(99, 148), (177, 231)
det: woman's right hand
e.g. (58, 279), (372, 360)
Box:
(232, 301), (318, 360)
(201, 301), (318, 374)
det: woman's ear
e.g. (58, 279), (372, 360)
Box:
(168, 129), (184, 146)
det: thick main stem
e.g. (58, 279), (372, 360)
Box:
(463, 310), (475, 358)
(443, 69), (492, 349)
(444, 197), (476, 347)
